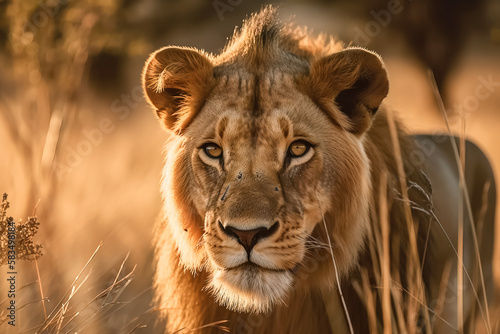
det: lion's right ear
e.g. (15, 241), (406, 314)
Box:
(307, 48), (389, 135)
(142, 47), (214, 134)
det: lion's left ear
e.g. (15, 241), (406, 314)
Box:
(142, 46), (214, 134)
(308, 48), (389, 135)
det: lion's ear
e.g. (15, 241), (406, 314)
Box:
(142, 47), (214, 134)
(309, 48), (389, 135)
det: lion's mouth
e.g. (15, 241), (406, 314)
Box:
(208, 262), (295, 313)
(224, 262), (299, 275)
(224, 262), (289, 273)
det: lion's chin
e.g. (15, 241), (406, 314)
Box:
(207, 264), (294, 314)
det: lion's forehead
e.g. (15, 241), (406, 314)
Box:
(212, 68), (304, 112)
(202, 69), (307, 156)
(223, 113), (287, 141)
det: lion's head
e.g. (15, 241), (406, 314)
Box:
(144, 8), (388, 314)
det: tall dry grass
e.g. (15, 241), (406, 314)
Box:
(1, 1), (164, 333)
(1, 1), (498, 333)
(345, 73), (499, 334)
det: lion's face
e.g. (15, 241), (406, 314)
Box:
(189, 76), (339, 313)
(144, 45), (388, 313)
(162, 70), (373, 313)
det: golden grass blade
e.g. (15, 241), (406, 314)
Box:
(387, 111), (432, 330)
(420, 219), (432, 274)
(359, 270), (378, 334)
(102, 252), (130, 306)
(171, 320), (230, 333)
(428, 70), (492, 333)
(55, 292), (71, 334)
(466, 180), (492, 334)
(35, 243), (103, 333)
(434, 261), (453, 324)
(188, 320), (230, 332)
(390, 279), (407, 333)
(386, 111), (420, 264)
(457, 114), (466, 332)
(96, 287), (152, 325)
(60, 311), (80, 332)
(411, 195), (488, 324)
(67, 265), (137, 324)
(378, 171), (392, 334)
(389, 281), (458, 331)
(35, 259), (48, 320)
(55, 267), (95, 331)
(40, 107), (64, 176)
(62, 266), (137, 333)
(127, 323), (147, 333)
(120, 306), (162, 333)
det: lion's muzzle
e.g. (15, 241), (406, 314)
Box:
(219, 221), (280, 254)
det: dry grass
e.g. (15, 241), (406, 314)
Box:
(0, 199), (143, 333)
(0, 194), (43, 266)
(347, 73), (499, 334)
(1, 2), (163, 333)
(1, 1), (499, 333)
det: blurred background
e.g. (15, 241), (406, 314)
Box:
(0, 0), (499, 332)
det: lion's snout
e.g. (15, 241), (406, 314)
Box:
(219, 221), (280, 254)
(217, 173), (284, 229)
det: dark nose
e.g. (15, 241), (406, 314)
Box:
(219, 222), (279, 253)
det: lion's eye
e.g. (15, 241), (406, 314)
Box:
(288, 140), (310, 158)
(203, 143), (223, 159)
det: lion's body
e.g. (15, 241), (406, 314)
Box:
(414, 135), (496, 333)
(144, 7), (496, 334)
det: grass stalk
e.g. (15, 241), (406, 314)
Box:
(428, 70), (492, 333)
(35, 259), (48, 321)
(378, 171), (392, 334)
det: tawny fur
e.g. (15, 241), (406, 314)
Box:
(143, 6), (496, 334)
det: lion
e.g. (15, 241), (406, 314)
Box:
(142, 6), (496, 334)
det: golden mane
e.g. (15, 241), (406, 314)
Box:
(216, 6), (343, 66)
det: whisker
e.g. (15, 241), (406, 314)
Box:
(315, 190), (354, 334)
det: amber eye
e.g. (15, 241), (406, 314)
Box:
(203, 143), (223, 159)
(288, 140), (310, 157)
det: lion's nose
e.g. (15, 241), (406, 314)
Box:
(219, 222), (279, 253)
